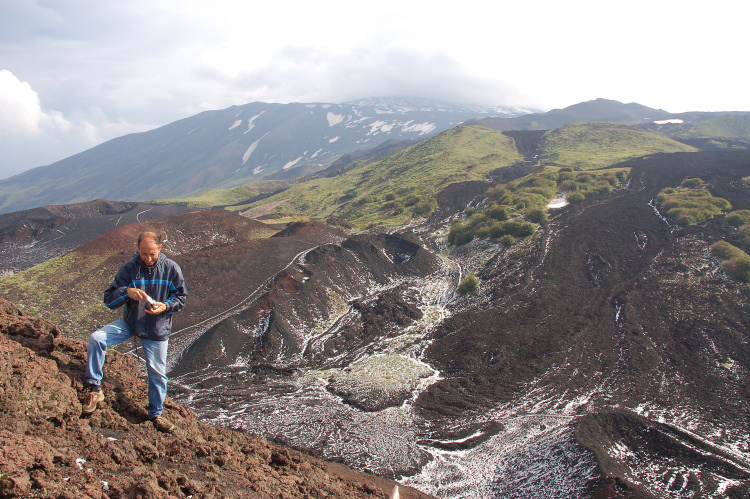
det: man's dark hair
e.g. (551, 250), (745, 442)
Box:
(137, 231), (164, 247)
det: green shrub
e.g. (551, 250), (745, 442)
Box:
(525, 208), (548, 223)
(557, 172), (576, 184)
(457, 274), (479, 295)
(560, 179), (579, 191)
(616, 170), (628, 182)
(486, 203), (510, 221)
(725, 210), (750, 227)
(499, 235), (515, 247)
(404, 195), (421, 207)
(593, 181), (613, 195)
(741, 226), (750, 251)
(513, 191), (549, 209)
(658, 186), (731, 226)
(475, 226), (491, 239)
(568, 191), (585, 203)
(722, 256), (750, 282)
(448, 221), (474, 246)
(712, 240), (745, 260)
(468, 212), (486, 228)
(681, 178), (704, 188)
(384, 193), (396, 201)
(490, 220), (536, 238)
(600, 173), (618, 186)
(413, 198), (437, 217)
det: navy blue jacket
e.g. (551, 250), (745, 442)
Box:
(104, 252), (187, 341)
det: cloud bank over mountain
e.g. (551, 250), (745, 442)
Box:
(1, 0), (748, 179)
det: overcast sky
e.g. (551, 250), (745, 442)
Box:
(1, 0), (748, 180)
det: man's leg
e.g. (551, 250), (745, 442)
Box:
(140, 337), (169, 420)
(83, 319), (133, 413)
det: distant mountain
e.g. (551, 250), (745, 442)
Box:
(468, 97), (750, 131)
(0, 98), (533, 214)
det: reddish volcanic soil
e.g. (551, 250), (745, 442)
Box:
(0, 298), (432, 499)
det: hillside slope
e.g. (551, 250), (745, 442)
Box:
(540, 122), (697, 169)
(0, 210), (298, 339)
(0, 98), (531, 214)
(238, 125), (524, 227)
(0, 200), (192, 274)
(0, 298), (430, 498)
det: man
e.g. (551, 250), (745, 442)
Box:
(82, 231), (187, 432)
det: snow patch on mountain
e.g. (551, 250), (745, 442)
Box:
(243, 133), (268, 165)
(283, 157), (303, 170)
(327, 113), (345, 127)
(329, 136), (340, 143)
(402, 122), (437, 135)
(243, 111), (266, 135)
(368, 121), (395, 135)
(228, 120), (242, 131)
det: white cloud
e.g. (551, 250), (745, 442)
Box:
(0, 69), (153, 179)
(0, 69), (70, 138)
(1, 0), (749, 180)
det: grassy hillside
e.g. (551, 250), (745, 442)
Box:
(691, 115), (750, 139)
(236, 125), (524, 228)
(541, 122), (697, 170)
(157, 180), (289, 209)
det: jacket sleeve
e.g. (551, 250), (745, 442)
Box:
(164, 263), (187, 314)
(103, 263), (133, 309)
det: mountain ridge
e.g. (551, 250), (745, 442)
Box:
(0, 98), (532, 214)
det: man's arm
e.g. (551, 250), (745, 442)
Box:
(103, 264), (133, 309)
(163, 263), (187, 314)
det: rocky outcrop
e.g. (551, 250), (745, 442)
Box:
(0, 298), (431, 499)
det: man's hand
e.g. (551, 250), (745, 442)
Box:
(127, 287), (148, 301)
(145, 302), (167, 315)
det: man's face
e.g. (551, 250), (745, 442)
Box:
(138, 239), (162, 267)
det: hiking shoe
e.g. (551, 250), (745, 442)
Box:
(81, 390), (105, 414)
(150, 416), (176, 433)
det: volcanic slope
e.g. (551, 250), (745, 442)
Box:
(0, 199), (192, 274)
(409, 150), (750, 497)
(0, 298), (432, 499)
(0, 210), (345, 346)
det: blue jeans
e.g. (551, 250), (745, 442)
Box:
(86, 319), (169, 419)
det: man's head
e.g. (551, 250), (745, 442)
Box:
(137, 231), (163, 267)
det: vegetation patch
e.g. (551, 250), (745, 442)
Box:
(724, 210), (750, 251)
(725, 210), (750, 228)
(712, 241), (750, 282)
(157, 180), (289, 209)
(457, 274), (479, 295)
(656, 179), (731, 226)
(448, 167), (629, 246)
(230, 126), (524, 228)
(541, 122), (697, 170)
